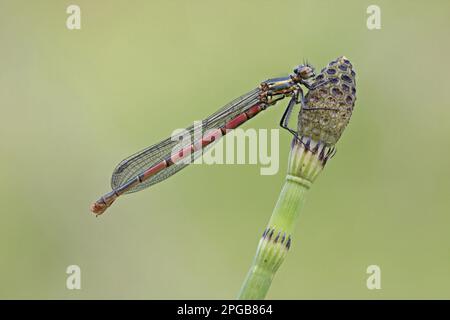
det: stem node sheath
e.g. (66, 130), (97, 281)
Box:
(238, 137), (333, 299)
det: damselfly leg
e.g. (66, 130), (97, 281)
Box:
(279, 78), (329, 145)
(279, 87), (303, 138)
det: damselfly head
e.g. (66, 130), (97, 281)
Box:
(293, 64), (315, 80)
(298, 56), (357, 145)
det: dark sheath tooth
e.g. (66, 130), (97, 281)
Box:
(268, 228), (274, 240)
(274, 231), (281, 243)
(286, 236), (292, 250)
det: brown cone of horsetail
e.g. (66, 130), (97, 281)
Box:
(238, 56), (356, 299)
(299, 56), (356, 145)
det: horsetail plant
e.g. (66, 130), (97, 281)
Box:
(238, 56), (357, 299)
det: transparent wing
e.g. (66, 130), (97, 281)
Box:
(111, 88), (261, 193)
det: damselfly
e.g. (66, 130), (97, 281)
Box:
(91, 62), (326, 215)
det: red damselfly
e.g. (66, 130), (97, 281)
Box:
(91, 62), (326, 215)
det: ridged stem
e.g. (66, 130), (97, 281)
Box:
(237, 137), (334, 299)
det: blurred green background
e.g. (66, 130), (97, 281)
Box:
(1, 0), (449, 299)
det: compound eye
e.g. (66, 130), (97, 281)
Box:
(294, 65), (305, 75)
(299, 67), (311, 78)
(294, 64), (315, 79)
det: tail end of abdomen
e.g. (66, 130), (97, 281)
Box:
(90, 192), (117, 216)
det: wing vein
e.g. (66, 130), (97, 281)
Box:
(110, 87), (262, 193)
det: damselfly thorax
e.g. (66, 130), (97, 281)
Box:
(91, 63), (327, 215)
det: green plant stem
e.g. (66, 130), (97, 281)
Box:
(237, 137), (334, 299)
(237, 180), (307, 299)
